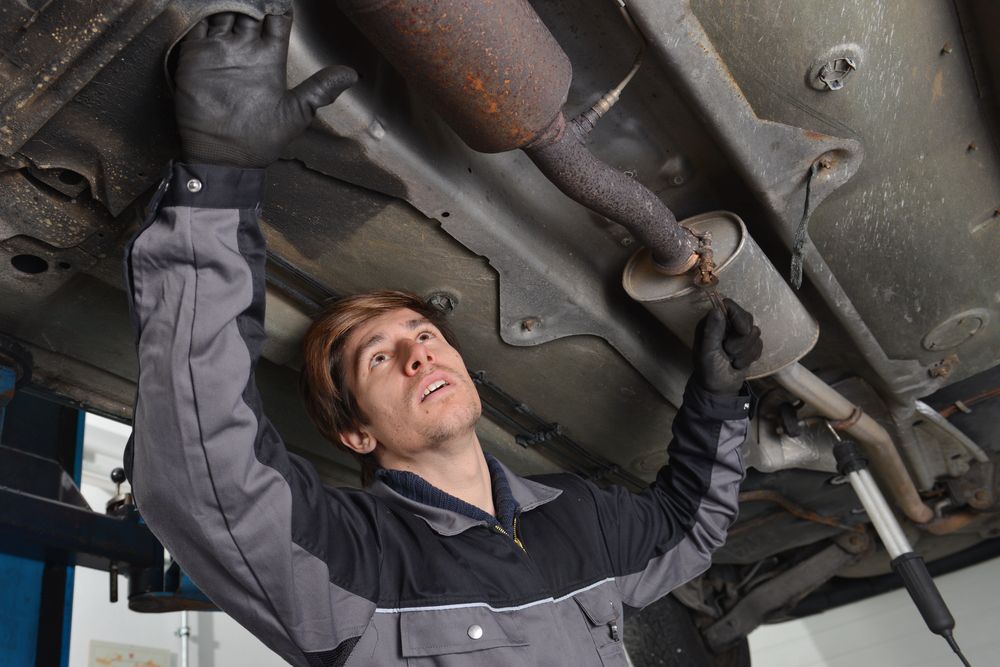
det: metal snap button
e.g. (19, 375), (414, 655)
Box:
(467, 624), (483, 640)
(186, 178), (203, 193)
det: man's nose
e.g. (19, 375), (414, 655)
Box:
(401, 340), (433, 375)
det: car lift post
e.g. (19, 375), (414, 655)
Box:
(0, 360), (84, 667)
(0, 341), (216, 667)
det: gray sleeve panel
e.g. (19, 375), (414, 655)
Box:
(128, 203), (376, 665)
(614, 414), (746, 609)
(583, 382), (748, 609)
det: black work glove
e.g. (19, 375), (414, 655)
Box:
(693, 298), (763, 396)
(174, 12), (357, 168)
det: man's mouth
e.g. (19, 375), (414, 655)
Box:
(421, 379), (450, 402)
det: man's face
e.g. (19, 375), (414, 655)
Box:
(340, 308), (482, 458)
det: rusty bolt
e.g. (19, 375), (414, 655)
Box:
(973, 489), (989, 504)
(928, 365), (950, 379)
(941, 43), (953, 55)
(521, 318), (538, 332)
(928, 353), (960, 378)
(849, 534), (864, 547)
(967, 142), (978, 153)
(818, 156), (834, 170)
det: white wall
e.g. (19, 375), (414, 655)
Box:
(749, 555), (1000, 666)
(70, 566), (288, 667)
(68, 414), (288, 667)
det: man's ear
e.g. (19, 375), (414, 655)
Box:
(339, 427), (377, 455)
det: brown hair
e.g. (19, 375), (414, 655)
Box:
(300, 290), (459, 486)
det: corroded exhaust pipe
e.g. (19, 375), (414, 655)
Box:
(337, 0), (699, 272)
(525, 113), (699, 273)
(338, 0), (572, 153)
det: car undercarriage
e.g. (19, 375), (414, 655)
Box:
(2, 0), (999, 663)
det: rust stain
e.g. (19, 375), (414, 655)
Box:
(803, 130), (826, 141)
(344, 0), (571, 152)
(736, 490), (865, 534)
(924, 512), (978, 535)
(931, 69), (944, 102)
(465, 72), (499, 113)
(466, 72), (486, 92)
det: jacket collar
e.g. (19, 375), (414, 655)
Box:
(368, 457), (562, 536)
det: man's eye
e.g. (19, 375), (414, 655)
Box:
(417, 331), (435, 342)
(369, 353), (388, 368)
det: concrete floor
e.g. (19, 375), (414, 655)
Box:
(749, 555), (999, 666)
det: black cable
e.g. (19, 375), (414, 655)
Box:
(789, 160), (821, 289)
(943, 631), (972, 667)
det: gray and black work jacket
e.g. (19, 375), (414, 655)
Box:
(125, 163), (751, 667)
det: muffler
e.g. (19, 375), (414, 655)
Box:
(623, 211), (817, 378)
(623, 211), (937, 525)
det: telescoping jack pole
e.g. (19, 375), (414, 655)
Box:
(825, 422), (972, 666)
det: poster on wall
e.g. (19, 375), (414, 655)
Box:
(89, 640), (173, 667)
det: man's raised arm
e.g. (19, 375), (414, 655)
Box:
(588, 300), (762, 608)
(125, 13), (371, 666)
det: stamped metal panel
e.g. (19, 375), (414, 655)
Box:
(690, 0), (1000, 390)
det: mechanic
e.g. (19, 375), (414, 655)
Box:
(125, 11), (763, 666)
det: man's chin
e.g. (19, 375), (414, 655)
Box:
(421, 403), (482, 445)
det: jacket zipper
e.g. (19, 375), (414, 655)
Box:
(513, 514), (526, 552)
(493, 515), (526, 553)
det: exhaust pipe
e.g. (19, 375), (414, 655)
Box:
(337, 0), (698, 272)
(339, 0), (956, 532)
(524, 113), (699, 273)
(623, 211), (946, 528)
(773, 363), (934, 524)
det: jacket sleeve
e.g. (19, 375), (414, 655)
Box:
(125, 163), (378, 667)
(589, 380), (749, 609)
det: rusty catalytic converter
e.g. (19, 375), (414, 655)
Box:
(337, 0), (699, 273)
